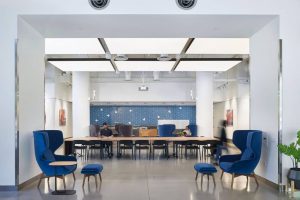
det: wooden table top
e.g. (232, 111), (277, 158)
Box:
(49, 161), (77, 166)
(65, 136), (218, 142)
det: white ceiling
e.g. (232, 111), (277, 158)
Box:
(22, 15), (275, 38)
(176, 61), (242, 71)
(186, 38), (249, 54)
(115, 61), (176, 71)
(45, 38), (104, 54)
(105, 38), (187, 54)
(49, 61), (114, 72)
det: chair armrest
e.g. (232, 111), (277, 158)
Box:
(54, 154), (77, 161)
(219, 154), (241, 163)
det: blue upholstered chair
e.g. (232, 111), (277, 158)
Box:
(33, 130), (77, 188)
(188, 124), (198, 137)
(219, 130), (262, 188)
(158, 124), (176, 137)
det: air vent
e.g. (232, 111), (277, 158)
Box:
(89, 0), (110, 9)
(176, 0), (197, 9)
(115, 54), (128, 61)
(157, 54), (172, 61)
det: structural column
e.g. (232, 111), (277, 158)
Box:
(196, 72), (214, 137)
(72, 72), (90, 137)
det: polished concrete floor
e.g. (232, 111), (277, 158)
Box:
(0, 151), (288, 200)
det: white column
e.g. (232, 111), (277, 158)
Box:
(72, 72), (90, 137)
(196, 72), (214, 137)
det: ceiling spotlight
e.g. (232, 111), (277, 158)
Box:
(89, 0), (110, 10)
(176, 0), (197, 9)
(115, 54), (128, 61)
(157, 54), (172, 61)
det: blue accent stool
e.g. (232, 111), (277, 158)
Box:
(194, 163), (217, 186)
(188, 124), (198, 137)
(33, 130), (77, 188)
(158, 124), (176, 137)
(219, 130), (262, 188)
(81, 164), (103, 187)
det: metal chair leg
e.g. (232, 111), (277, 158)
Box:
(212, 174), (216, 186)
(37, 177), (42, 188)
(253, 173), (259, 186)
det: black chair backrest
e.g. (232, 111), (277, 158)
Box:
(135, 140), (150, 145)
(90, 124), (100, 137)
(119, 125), (133, 137)
(153, 140), (167, 146)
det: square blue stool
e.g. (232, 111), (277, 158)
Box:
(81, 164), (103, 187)
(194, 163), (217, 186)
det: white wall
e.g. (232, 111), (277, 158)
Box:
(91, 82), (195, 102)
(73, 72), (90, 137)
(250, 18), (279, 184)
(45, 66), (72, 138)
(17, 18), (45, 184)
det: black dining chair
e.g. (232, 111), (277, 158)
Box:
(135, 140), (150, 159)
(88, 140), (104, 159)
(73, 140), (89, 159)
(152, 140), (169, 159)
(118, 125), (134, 159)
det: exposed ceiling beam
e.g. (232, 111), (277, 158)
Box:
(171, 38), (195, 71)
(97, 38), (118, 72)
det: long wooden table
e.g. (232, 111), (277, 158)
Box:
(65, 136), (219, 158)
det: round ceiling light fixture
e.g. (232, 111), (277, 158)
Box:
(176, 0), (197, 9)
(157, 54), (172, 61)
(88, 0), (110, 10)
(114, 54), (128, 61)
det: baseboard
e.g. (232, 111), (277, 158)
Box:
(0, 186), (18, 191)
(256, 174), (279, 190)
(18, 173), (42, 190)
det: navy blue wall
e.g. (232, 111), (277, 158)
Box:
(90, 105), (196, 126)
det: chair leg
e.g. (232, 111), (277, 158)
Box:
(253, 173), (259, 186)
(212, 174), (216, 186)
(221, 170), (224, 180)
(195, 172), (198, 180)
(72, 172), (76, 181)
(246, 176), (249, 186)
(231, 173), (235, 188)
(94, 175), (98, 188)
(82, 175), (86, 187)
(201, 173), (204, 186)
(99, 173), (102, 182)
(62, 175), (66, 189)
(37, 176), (42, 188)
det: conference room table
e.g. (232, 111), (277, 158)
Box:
(64, 136), (219, 158)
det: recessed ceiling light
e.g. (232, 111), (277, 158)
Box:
(114, 54), (128, 61)
(175, 61), (242, 71)
(105, 38), (188, 54)
(186, 38), (249, 54)
(115, 61), (176, 71)
(45, 38), (104, 54)
(48, 61), (114, 72)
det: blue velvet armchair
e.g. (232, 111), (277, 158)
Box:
(33, 130), (77, 188)
(188, 124), (198, 137)
(219, 130), (262, 188)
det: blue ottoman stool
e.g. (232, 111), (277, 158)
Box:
(194, 163), (217, 186)
(81, 164), (103, 187)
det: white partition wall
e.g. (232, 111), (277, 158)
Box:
(196, 72), (214, 137)
(17, 18), (45, 184)
(72, 72), (90, 137)
(249, 18), (280, 184)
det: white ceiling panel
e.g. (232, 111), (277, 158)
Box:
(115, 61), (176, 71)
(105, 38), (188, 54)
(187, 38), (249, 54)
(176, 61), (242, 71)
(48, 61), (114, 72)
(45, 38), (104, 54)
